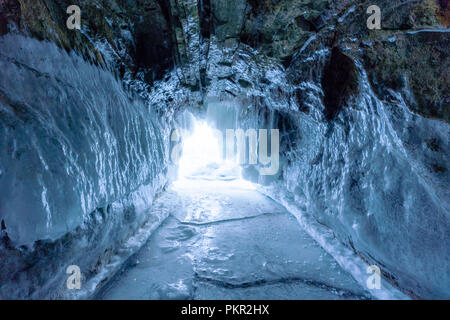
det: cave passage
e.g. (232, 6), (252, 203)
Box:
(0, 0), (447, 301)
(95, 119), (371, 300)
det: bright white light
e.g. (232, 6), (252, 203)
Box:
(178, 120), (224, 178)
(175, 119), (256, 190)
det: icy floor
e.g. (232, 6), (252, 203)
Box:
(96, 176), (371, 300)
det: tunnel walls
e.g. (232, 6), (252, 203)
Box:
(0, 0), (448, 299)
(0, 34), (174, 299)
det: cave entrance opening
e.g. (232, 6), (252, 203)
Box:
(176, 118), (243, 182)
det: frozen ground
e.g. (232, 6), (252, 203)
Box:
(96, 176), (372, 300)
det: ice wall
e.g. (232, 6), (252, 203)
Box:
(0, 34), (176, 299)
(0, 34), (169, 246)
(231, 53), (449, 299)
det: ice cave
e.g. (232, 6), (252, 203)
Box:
(0, 0), (448, 301)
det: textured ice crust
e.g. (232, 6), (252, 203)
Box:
(0, 35), (169, 245)
(0, 35), (174, 298)
(258, 184), (408, 300)
(234, 58), (449, 298)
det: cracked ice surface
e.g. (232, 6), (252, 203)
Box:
(96, 177), (373, 300)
